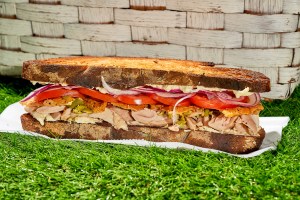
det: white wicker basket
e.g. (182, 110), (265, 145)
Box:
(0, 0), (299, 99)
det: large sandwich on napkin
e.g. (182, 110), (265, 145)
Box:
(20, 57), (270, 154)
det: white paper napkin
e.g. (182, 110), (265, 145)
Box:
(0, 103), (290, 158)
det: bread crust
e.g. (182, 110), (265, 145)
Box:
(22, 56), (270, 92)
(21, 113), (265, 154)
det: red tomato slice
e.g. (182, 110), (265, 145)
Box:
(77, 88), (118, 103)
(148, 94), (191, 107)
(35, 88), (84, 102)
(117, 95), (157, 105)
(190, 95), (237, 110)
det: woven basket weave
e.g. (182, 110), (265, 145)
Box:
(0, 0), (299, 99)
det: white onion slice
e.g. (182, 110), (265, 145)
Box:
(101, 76), (140, 96)
(172, 93), (195, 125)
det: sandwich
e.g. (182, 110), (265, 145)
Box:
(20, 56), (270, 154)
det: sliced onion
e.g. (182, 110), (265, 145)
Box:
(215, 91), (233, 100)
(21, 84), (58, 102)
(21, 84), (83, 102)
(217, 93), (260, 107)
(132, 86), (189, 98)
(155, 92), (189, 98)
(134, 85), (183, 94)
(101, 76), (140, 96)
(169, 89), (183, 93)
(139, 85), (167, 92)
(131, 87), (158, 94)
(172, 93), (195, 124)
(61, 85), (82, 90)
(196, 90), (216, 100)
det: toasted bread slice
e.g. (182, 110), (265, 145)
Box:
(22, 56), (270, 92)
(21, 114), (265, 154)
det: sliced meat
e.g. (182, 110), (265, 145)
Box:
(112, 111), (128, 131)
(231, 115), (260, 135)
(61, 108), (72, 121)
(110, 107), (133, 122)
(234, 123), (249, 134)
(238, 115), (259, 133)
(186, 117), (197, 130)
(196, 116), (203, 126)
(36, 106), (65, 114)
(31, 112), (47, 126)
(202, 116), (210, 126)
(188, 111), (205, 127)
(208, 115), (237, 132)
(46, 112), (62, 121)
(131, 108), (168, 127)
(51, 112), (61, 120)
(89, 108), (114, 125)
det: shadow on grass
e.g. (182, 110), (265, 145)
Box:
(0, 76), (37, 96)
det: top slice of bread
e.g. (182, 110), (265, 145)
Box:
(22, 56), (270, 92)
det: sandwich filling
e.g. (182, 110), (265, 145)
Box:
(21, 80), (263, 136)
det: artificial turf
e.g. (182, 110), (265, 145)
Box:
(0, 76), (299, 199)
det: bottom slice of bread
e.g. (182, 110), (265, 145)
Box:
(21, 114), (265, 154)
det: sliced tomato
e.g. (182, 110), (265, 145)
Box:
(34, 88), (84, 102)
(77, 88), (118, 103)
(117, 95), (157, 105)
(147, 94), (191, 107)
(190, 95), (237, 110)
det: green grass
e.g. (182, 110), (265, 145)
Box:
(0, 76), (300, 199)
